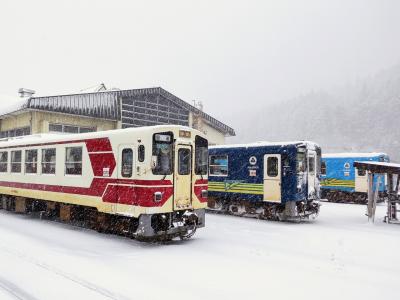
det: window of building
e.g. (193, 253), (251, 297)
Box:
(138, 145), (145, 162)
(121, 148), (133, 177)
(0, 152), (8, 172)
(11, 150), (22, 173)
(25, 150), (38, 174)
(209, 155), (228, 176)
(42, 148), (56, 174)
(178, 148), (191, 175)
(0, 127), (31, 138)
(267, 157), (279, 177)
(321, 161), (326, 175)
(195, 136), (208, 175)
(64, 125), (79, 134)
(79, 127), (96, 133)
(49, 123), (96, 134)
(65, 147), (82, 175)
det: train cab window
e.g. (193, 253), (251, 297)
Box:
(152, 132), (173, 175)
(25, 150), (38, 174)
(357, 168), (366, 176)
(308, 156), (315, 175)
(65, 147), (82, 175)
(321, 161), (326, 175)
(178, 148), (191, 175)
(209, 155), (228, 176)
(0, 152), (8, 172)
(138, 145), (145, 162)
(121, 149), (133, 177)
(11, 150), (22, 173)
(296, 152), (306, 173)
(267, 157), (278, 177)
(195, 136), (208, 175)
(42, 148), (56, 174)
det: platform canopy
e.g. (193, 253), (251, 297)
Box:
(353, 161), (400, 175)
(353, 161), (400, 224)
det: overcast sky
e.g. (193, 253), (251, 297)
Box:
(1, 0), (400, 127)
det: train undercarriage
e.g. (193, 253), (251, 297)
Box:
(0, 195), (204, 242)
(207, 197), (320, 221)
(321, 190), (386, 205)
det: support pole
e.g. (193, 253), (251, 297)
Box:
(372, 176), (381, 223)
(367, 172), (374, 221)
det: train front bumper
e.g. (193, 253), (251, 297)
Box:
(135, 209), (205, 240)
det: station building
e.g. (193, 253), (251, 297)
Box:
(0, 87), (235, 145)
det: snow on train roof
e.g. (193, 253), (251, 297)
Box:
(323, 152), (387, 158)
(0, 125), (196, 147)
(210, 140), (319, 149)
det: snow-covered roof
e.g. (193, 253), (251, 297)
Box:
(210, 140), (319, 149)
(0, 95), (30, 116)
(323, 152), (387, 158)
(0, 125), (200, 147)
(353, 161), (400, 174)
(0, 87), (235, 136)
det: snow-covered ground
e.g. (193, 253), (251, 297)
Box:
(0, 202), (399, 300)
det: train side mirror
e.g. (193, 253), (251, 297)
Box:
(151, 155), (158, 170)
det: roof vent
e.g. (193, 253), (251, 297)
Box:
(18, 88), (35, 98)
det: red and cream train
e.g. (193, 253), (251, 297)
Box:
(0, 125), (208, 240)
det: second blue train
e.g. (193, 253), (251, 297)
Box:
(321, 152), (389, 203)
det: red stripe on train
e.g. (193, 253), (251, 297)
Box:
(0, 179), (173, 207)
(0, 137), (113, 151)
(194, 179), (208, 203)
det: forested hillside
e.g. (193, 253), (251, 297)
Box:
(232, 64), (400, 161)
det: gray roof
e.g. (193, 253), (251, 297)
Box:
(0, 87), (235, 136)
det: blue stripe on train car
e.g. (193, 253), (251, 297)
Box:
(208, 142), (320, 204)
(321, 153), (389, 193)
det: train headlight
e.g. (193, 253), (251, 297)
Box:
(154, 192), (163, 202)
(201, 189), (208, 199)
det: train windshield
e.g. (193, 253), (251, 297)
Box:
(152, 132), (173, 175)
(195, 135), (208, 175)
(296, 149), (306, 173)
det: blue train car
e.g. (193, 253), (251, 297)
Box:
(321, 153), (389, 203)
(208, 141), (321, 220)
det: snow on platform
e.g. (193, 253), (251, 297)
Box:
(0, 202), (399, 300)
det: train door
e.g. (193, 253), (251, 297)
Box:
(174, 145), (192, 210)
(308, 151), (317, 196)
(355, 167), (368, 192)
(263, 154), (281, 202)
(116, 145), (135, 214)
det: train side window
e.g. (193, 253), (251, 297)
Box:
(209, 155), (228, 176)
(65, 147), (82, 175)
(138, 145), (145, 162)
(121, 148), (133, 177)
(357, 168), (366, 176)
(42, 148), (56, 174)
(11, 150), (22, 173)
(321, 161), (326, 175)
(178, 148), (191, 175)
(25, 150), (38, 174)
(0, 152), (8, 172)
(267, 157), (278, 177)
